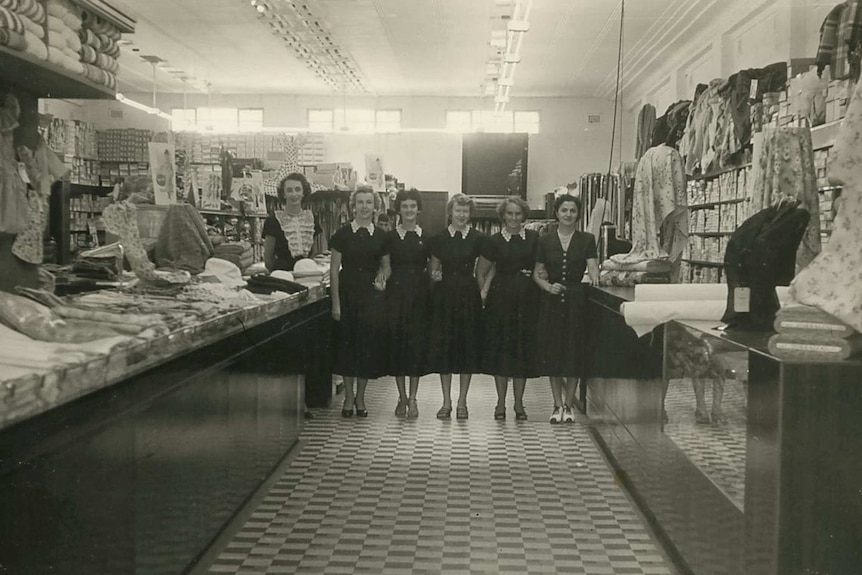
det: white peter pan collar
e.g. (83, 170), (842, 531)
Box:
(501, 227), (527, 242)
(396, 224), (423, 240)
(448, 224), (472, 238)
(350, 220), (376, 235)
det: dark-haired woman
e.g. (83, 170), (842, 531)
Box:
(262, 172), (320, 272)
(378, 189), (430, 418)
(477, 196), (539, 421)
(426, 193), (486, 420)
(533, 194), (599, 424)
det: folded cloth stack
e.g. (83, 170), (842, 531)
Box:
(599, 270), (671, 287)
(213, 241), (254, 272)
(154, 205), (214, 273)
(78, 9), (120, 90)
(768, 303), (862, 360)
(0, 4), (26, 52)
(45, 0), (83, 74)
(599, 258), (671, 287)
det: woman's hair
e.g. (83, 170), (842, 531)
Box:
(496, 196), (530, 222)
(376, 212), (390, 224)
(446, 193), (474, 219)
(349, 185), (382, 215)
(394, 188), (423, 213)
(553, 193), (582, 218)
(277, 172), (312, 204)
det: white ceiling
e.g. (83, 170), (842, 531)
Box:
(112, 0), (718, 99)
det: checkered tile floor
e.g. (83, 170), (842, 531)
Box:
(203, 375), (677, 575)
(664, 378), (747, 511)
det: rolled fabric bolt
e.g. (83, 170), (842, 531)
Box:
(633, 283), (790, 303)
(621, 299), (729, 337)
(768, 333), (862, 360)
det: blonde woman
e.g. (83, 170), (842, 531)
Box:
(426, 193), (486, 420)
(329, 186), (387, 418)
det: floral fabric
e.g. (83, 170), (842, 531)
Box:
(751, 127), (821, 271)
(611, 144), (688, 265)
(790, 77), (862, 332)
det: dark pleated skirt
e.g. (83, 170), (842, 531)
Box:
(536, 283), (588, 377)
(385, 268), (430, 376)
(333, 268), (386, 378)
(481, 272), (539, 378)
(426, 274), (483, 374)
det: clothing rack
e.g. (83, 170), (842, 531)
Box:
(578, 173), (626, 236)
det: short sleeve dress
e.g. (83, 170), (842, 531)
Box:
(262, 210), (322, 271)
(480, 229), (540, 378)
(383, 226), (431, 377)
(535, 230), (597, 377)
(426, 227), (485, 374)
(329, 223), (387, 379)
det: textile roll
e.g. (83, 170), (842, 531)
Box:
(774, 304), (857, 339)
(633, 283), (791, 303)
(768, 333), (862, 360)
(621, 300), (728, 337)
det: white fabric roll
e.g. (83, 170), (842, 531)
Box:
(634, 284), (727, 302)
(621, 300), (728, 337)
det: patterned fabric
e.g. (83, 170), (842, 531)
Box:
(611, 144), (687, 265)
(751, 127), (821, 271)
(790, 77), (862, 332)
(817, 3), (846, 76)
(0, 6), (24, 34)
(0, 94), (27, 235)
(263, 136), (305, 196)
(12, 139), (67, 264)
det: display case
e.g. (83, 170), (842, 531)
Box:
(586, 286), (862, 575)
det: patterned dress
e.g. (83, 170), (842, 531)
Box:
(535, 231), (597, 377)
(426, 226), (485, 374)
(330, 222), (387, 378)
(383, 225), (430, 377)
(480, 229), (540, 378)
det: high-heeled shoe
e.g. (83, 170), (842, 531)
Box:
(514, 407), (528, 421)
(407, 398), (419, 419)
(342, 400), (354, 418)
(355, 408), (368, 418)
(494, 406), (506, 420)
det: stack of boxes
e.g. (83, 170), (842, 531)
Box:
(97, 128), (152, 162)
(173, 133), (326, 166)
(825, 79), (852, 124)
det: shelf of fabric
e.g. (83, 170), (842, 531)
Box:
(72, 0), (136, 32)
(689, 198), (748, 210)
(810, 119), (842, 150)
(683, 259), (725, 268)
(690, 163), (752, 181)
(0, 45), (115, 100)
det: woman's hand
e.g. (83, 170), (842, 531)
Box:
(431, 270), (443, 282)
(373, 274), (387, 291)
(480, 287), (489, 305)
(331, 302), (341, 321)
(547, 282), (566, 296)
(590, 276), (600, 287)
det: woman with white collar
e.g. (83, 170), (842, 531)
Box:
(377, 189), (430, 418)
(426, 193), (487, 420)
(329, 186), (387, 418)
(262, 173), (320, 273)
(476, 196), (539, 421)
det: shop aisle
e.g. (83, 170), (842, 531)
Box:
(200, 375), (678, 575)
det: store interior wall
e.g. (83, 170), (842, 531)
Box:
(44, 96), (615, 209)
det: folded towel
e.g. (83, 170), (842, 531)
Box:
(601, 258), (673, 273)
(0, 6), (24, 34)
(768, 333), (862, 361)
(0, 27), (25, 50)
(0, 0), (18, 12)
(80, 43), (96, 64)
(774, 304), (858, 338)
(78, 26), (96, 47)
(23, 30), (46, 58)
(21, 14), (42, 38)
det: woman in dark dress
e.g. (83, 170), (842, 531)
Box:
(329, 186), (387, 418)
(262, 172), (320, 272)
(378, 189), (430, 419)
(427, 193), (486, 420)
(533, 194), (600, 424)
(477, 196), (539, 421)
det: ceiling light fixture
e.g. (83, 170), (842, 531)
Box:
(482, 0), (533, 112)
(247, 0), (367, 93)
(115, 93), (172, 122)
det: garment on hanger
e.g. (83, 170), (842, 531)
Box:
(817, 3), (848, 77)
(750, 127), (821, 271)
(12, 137), (67, 264)
(611, 144), (687, 266)
(721, 62), (787, 150)
(636, 104), (656, 160)
(0, 94), (27, 235)
(790, 77), (862, 332)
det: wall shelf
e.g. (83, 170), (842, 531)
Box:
(0, 45), (115, 100)
(683, 259), (725, 268)
(688, 198), (748, 210)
